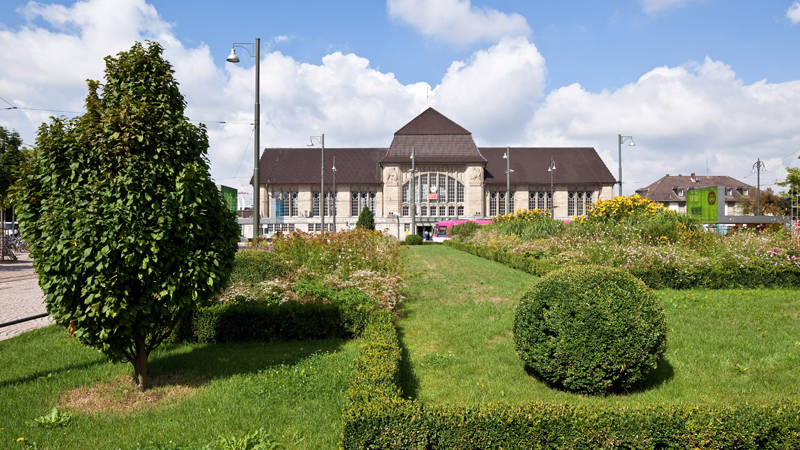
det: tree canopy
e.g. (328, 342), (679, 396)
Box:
(12, 41), (240, 391)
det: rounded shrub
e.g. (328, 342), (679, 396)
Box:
(405, 234), (423, 245)
(230, 250), (289, 284)
(513, 265), (667, 395)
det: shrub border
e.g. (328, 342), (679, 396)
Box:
(443, 240), (800, 289)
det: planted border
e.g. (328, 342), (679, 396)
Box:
(444, 240), (800, 289)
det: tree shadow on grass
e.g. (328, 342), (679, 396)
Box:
(396, 327), (419, 400)
(146, 338), (349, 386)
(523, 356), (675, 396)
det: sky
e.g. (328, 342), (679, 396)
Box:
(2, 0), (800, 205)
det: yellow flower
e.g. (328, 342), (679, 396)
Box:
(17, 438), (24, 442)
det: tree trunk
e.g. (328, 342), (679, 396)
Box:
(133, 336), (148, 392)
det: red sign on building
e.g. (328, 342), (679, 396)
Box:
(428, 193), (438, 201)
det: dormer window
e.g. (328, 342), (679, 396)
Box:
(725, 188), (733, 197)
(672, 188), (685, 197)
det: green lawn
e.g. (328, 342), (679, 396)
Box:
(0, 326), (357, 449)
(399, 245), (800, 406)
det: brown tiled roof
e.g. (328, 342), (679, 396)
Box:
(256, 148), (384, 185)
(481, 147), (616, 185)
(382, 108), (486, 163)
(394, 107), (471, 135)
(382, 135), (487, 163)
(635, 174), (752, 202)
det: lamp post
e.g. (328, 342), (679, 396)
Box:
(309, 134), (325, 231)
(227, 39), (260, 237)
(332, 157), (337, 232)
(752, 158), (766, 216)
(503, 147), (514, 215)
(410, 146), (416, 236)
(548, 157), (556, 218)
(618, 134), (635, 197)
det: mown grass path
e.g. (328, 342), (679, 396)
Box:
(399, 245), (800, 405)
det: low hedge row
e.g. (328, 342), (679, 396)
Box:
(443, 240), (558, 276)
(172, 300), (374, 343)
(444, 240), (800, 289)
(341, 316), (800, 449)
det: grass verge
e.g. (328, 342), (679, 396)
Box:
(0, 325), (357, 449)
(399, 245), (800, 405)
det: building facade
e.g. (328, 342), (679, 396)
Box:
(246, 108), (616, 238)
(635, 173), (752, 216)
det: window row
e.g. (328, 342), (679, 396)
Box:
(262, 223), (296, 233)
(351, 191), (376, 216)
(401, 205), (464, 217)
(567, 191), (594, 217)
(403, 174), (465, 204)
(489, 191), (515, 216)
(311, 191), (336, 217)
(529, 191), (553, 212)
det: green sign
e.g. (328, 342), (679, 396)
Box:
(219, 185), (237, 214)
(687, 187), (718, 223)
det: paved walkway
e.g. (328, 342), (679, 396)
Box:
(0, 252), (52, 341)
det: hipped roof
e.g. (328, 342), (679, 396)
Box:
(481, 147), (616, 185)
(382, 108), (486, 164)
(255, 148), (383, 185)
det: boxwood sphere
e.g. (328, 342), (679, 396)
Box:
(513, 266), (667, 395)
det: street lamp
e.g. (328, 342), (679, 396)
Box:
(227, 39), (261, 237)
(503, 147), (514, 215)
(752, 158), (766, 216)
(618, 134), (635, 197)
(410, 146), (416, 236)
(332, 157), (337, 232)
(548, 157), (556, 218)
(309, 134), (325, 231)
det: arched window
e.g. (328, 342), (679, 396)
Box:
(402, 173), (464, 217)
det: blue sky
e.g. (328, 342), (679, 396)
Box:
(2, 0), (800, 202)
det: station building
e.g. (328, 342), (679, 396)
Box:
(245, 108), (616, 238)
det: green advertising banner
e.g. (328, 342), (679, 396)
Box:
(220, 185), (237, 214)
(687, 187), (718, 223)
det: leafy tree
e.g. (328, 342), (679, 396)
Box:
(736, 187), (787, 216)
(355, 205), (375, 230)
(11, 41), (240, 391)
(0, 126), (25, 260)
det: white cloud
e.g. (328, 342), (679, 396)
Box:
(431, 37), (546, 144)
(639, 0), (696, 14)
(788, 2), (800, 24)
(386, 0), (530, 45)
(528, 57), (800, 194)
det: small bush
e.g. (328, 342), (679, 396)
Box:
(230, 250), (288, 284)
(513, 266), (667, 395)
(405, 234), (423, 245)
(356, 206), (375, 230)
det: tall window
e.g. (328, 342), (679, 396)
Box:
(439, 174), (446, 202)
(498, 192), (506, 215)
(457, 182), (464, 202)
(529, 191), (552, 212)
(402, 205), (409, 216)
(275, 191), (298, 217)
(312, 191), (320, 217)
(568, 191), (593, 217)
(457, 206), (464, 216)
(447, 177), (455, 202)
(351, 191), (376, 216)
(568, 191), (575, 216)
(402, 183), (409, 203)
(489, 192), (497, 216)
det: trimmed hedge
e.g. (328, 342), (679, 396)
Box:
(230, 249), (289, 285)
(444, 240), (558, 276)
(172, 300), (375, 343)
(514, 266), (667, 395)
(444, 240), (800, 289)
(405, 234), (423, 245)
(341, 314), (800, 449)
